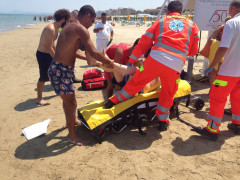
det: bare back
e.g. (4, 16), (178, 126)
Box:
(37, 23), (58, 57)
(54, 21), (90, 67)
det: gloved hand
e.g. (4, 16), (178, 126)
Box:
(204, 67), (213, 77)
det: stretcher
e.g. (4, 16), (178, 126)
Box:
(77, 80), (204, 143)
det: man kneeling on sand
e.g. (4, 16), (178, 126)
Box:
(48, 5), (114, 146)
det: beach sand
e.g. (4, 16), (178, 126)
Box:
(0, 22), (239, 180)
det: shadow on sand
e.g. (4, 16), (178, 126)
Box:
(15, 127), (74, 159)
(34, 84), (54, 92)
(14, 95), (57, 111)
(171, 130), (236, 156)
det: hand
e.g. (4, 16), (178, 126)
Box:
(110, 37), (113, 41)
(204, 67), (213, 77)
(209, 69), (218, 84)
(99, 27), (104, 31)
(133, 60), (143, 67)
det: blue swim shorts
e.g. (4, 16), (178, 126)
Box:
(48, 61), (75, 95)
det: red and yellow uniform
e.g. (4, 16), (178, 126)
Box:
(109, 12), (199, 124)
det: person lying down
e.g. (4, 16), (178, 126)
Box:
(86, 51), (161, 95)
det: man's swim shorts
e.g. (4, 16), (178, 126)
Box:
(36, 50), (53, 82)
(48, 61), (75, 95)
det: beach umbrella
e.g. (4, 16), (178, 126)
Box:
(127, 14), (130, 21)
(144, 15), (147, 22)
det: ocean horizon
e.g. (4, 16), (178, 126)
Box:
(0, 14), (50, 33)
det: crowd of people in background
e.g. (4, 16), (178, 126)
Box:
(33, 15), (54, 22)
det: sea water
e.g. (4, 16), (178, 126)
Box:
(0, 14), (47, 33)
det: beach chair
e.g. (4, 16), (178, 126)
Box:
(77, 80), (204, 143)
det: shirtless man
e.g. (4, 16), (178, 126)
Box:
(48, 5), (114, 146)
(36, 9), (70, 105)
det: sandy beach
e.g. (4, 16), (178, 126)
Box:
(0, 22), (239, 180)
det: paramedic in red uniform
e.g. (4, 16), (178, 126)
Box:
(105, 1), (199, 131)
(104, 39), (140, 98)
(196, 1), (240, 140)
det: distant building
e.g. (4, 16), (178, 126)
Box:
(143, 8), (161, 15)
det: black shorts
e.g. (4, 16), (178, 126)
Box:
(36, 50), (53, 82)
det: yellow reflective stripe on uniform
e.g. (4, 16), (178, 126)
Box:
(212, 79), (228, 86)
(140, 65), (144, 72)
(176, 78), (180, 84)
(207, 125), (218, 133)
(166, 15), (186, 19)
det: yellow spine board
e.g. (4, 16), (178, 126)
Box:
(79, 80), (191, 130)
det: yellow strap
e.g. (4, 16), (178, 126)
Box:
(212, 79), (228, 86)
(176, 78), (180, 84)
(207, 125), (218, 133)
(166, 15), (186, 19)
(140, 65), (144, 72)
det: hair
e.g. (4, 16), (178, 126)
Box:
(167, 1), (183, 13)
(230, 0), (240, 8)
(71, 10), (78, 18)
(54, 9), (70, 22)
(101, 13), (107, 16)
(133, 38), (141, 48)
(78, 5), (96, 18)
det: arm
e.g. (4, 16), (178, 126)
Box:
(209, 47), (228, 68)
(187, 23), (200, 56)
(128, 20), (157, 64)
(93, 24), (104, 33)
(76, 50), (87, 60)
(110, 25), (114, 40)
(110, 30), (114, 41)
(209, 22), (232, 69)
(81, 28), (114, 68)
(85, 51), (137, 75)
(207, 25), (224, 43)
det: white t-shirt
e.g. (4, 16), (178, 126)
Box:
(218, 13), (240, 77)
(94, 21), (113, 40)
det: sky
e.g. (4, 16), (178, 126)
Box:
(0, 0), (165, 14)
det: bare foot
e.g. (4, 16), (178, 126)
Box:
(74, 119), (81, 126)
(68, 136), (88, 146)
(65, 119), (82, 127)
(36, 98), (50, 106)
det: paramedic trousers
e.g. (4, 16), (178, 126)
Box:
(206, 75), (240, 133)
(109, 56), (180, 123)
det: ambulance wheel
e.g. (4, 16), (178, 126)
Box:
(194, 99), (204, 111)
(138, 114), (148, 125)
